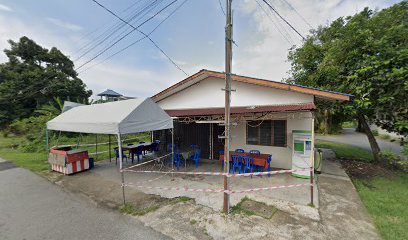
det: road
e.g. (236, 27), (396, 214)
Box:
(0, 158), (169, 240)
(316, 128), (404, 158)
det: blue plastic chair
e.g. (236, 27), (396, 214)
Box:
(173, 152), (182, 170)
(167, 144), (177, 153)
(190, 148), (201, 169)
(235, 149), (245, 153)
(230, 155), (243, 174)
(114, 147), (128, 164)
(266, 155), (272, 177)
(133, 145), (144, 163)
(249, 150), (260, 155)
(242, 156), (254, 175)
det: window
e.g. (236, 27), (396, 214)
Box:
(246, 120), (287, 147)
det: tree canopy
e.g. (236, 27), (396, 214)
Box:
(0, 36), (92, 127)
(287, 1), (408, 161)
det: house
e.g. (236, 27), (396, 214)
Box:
(152, 69), (351, 171)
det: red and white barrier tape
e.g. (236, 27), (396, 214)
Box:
(123, 182), (312, 194)
(120, 153), (171, 172)
(228, 183), (313, 194)
(121, 168), (310, 177)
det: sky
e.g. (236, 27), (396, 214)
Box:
(0, 0), (401, 99)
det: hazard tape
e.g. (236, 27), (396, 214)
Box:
(121, 168), (310, 177)
(123, 183), (312, 194)
(120, 153), (171, 171)
(228, 183), (313, 194)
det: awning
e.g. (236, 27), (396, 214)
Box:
(47, 98), (173, 134)
(165, 102), (315, 117)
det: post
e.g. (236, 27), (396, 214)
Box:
(171, 128), (174, 170)
(95, 134), (98, 161)
(223, 0), (233, 214)
(310, 111), (315, 206)
(117, 133), (126, 205)
(45, 128), (50, 172)
(109, 135), (112, 162)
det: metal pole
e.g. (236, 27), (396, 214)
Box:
(223, 0), (233, 214)
(118, 133), (126, 205)
(109, 135), (112, 162)
(95, 134), (98, 161)
(310, 111), (315, 206)
(46, 128), (50, 172)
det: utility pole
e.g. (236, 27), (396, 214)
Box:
(223, 0), (233, 214)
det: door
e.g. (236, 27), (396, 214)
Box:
(212, 124), (225, 160)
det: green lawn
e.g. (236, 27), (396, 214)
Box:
(0, 132), (150, 172)
(315, 139), (373, 162)
(353, 174), (408, 240)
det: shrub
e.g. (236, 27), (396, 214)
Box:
(380, 149), (408, 172)
(379, 134), (391, 140)
(371, 129), (379, 136)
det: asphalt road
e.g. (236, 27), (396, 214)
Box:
(0, 159), (169, 240)
(316, 128), (404, 158)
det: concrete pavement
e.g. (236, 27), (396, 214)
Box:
(0, 160), (169, 240)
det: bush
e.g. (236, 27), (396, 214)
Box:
(380, 149), (408, 172)
(371, 129), (379, 136)
(378, 134), (391, 140)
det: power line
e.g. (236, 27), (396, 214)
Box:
(89, 0), (189, 76)
(261, 0), (306, 40)
(76, 0), (179, 71)
(254, 0), (294, 46)
(218, 0), (226, 16)
(279, 0), (313, 29)
(79, 0), (189, 74)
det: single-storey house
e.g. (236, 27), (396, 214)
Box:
(152, 69), (351, 171)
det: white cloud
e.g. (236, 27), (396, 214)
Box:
(233, 0), (393, 82)
(0, 4), (12, 12)
(47, 17), (83, 31)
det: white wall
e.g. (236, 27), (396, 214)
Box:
(230, 112), (313, 169)
(158, 77), (314, 109)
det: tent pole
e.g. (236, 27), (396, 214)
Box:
(171, 128), (174, 172)
(95, 134), (98, 161)
(109, 135), (112, 162)
(46, 128), (50, 172)
(118, 133), (126, 205)
(310, 111), (315, 206)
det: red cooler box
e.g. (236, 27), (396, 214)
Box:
(48, 146), (90, 175)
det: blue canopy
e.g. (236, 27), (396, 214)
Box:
(97, 89), (122, 97)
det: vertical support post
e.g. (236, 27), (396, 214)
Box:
(118, 133), (126, 205)
(45, 128), (50, 172)
(310, 111), (315, 206)
(171, 128), (174, 171)
(109, 135), (112, 162)
(223, 0), (233, 214)
(95, 134), (98, 161)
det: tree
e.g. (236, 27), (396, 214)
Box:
(287, 2), (408, 163)
(0, 36), (92, 127)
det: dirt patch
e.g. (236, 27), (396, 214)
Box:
(339, 159), (396, 179)
(231, 197), (278, 219)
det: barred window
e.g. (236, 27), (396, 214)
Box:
(246, 120), (287, 147)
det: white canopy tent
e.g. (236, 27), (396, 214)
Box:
(46, 98), (174, 203)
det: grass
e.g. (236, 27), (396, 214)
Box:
(0, 132), (151, 172)
(353, 174), (408, 240)
(315, 140), (373, 162)
(230, 197), (256, 217)
(378, 134), (391, 140)
(119, 203), (160, 216)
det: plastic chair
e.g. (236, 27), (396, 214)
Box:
(242, 156), (254, 175)
(133, 145), (144, 163)
(235, 149), (245, 153)
(266, 155), (272, 177)
(173, 152), (182, 170)
(190, 144), (199, 150)
(190, 148), (201, 170)
(230, 155), (243, 174)
(249, 150), (260, 155)
(114, 147), (128, 164)
(167, 144), (177, 153)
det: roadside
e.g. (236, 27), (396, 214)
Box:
(0, 158), (169, 240)
(316, 128), (404, 158)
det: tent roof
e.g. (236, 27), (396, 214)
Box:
(97, 89), (122, 97)
(62, 101), (85, 113)
(47, 98), (173, 134)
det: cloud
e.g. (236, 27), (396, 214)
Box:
(233, 0), (394, 82)
(47, 17), (83, 31)
(0, 4), (12, 12)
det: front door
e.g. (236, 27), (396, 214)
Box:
(212, 124), (225, 160)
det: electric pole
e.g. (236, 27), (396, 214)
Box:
(223, 0), (233, 214)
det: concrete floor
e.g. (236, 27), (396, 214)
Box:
(94, 156), (319, 213)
